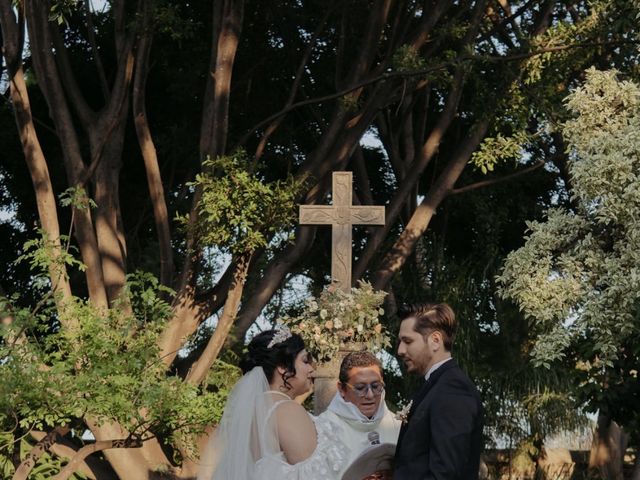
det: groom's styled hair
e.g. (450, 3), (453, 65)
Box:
(398, 302), (457, 351)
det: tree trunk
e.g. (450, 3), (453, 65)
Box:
(200, 0), (244, 159)
(24, 0), (109, 309)
(92, 115), (130, 305)
(85, 420), (170, 480)
(0, 4), (73, 313)
(588, 414), (626, 480)
(160, 0), (245, 370)
(186, 253), (252, 385)
(630, 452), (640, 480)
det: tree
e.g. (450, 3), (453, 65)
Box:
(1, 0), (638, 478)
(498, 68), (640, 479)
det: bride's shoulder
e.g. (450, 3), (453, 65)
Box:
(274, 398), (313, 424)
(275, 401), (316, 442)
(274, 399), (318, 464)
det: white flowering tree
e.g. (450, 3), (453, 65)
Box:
(498, 68), (640, 478)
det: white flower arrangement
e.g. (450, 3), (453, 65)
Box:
(394, 400), (413, 424)
(280, 281), (390, 363)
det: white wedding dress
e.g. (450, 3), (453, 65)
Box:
(198, 367), (347, 480)
(257, 394), (347, 478)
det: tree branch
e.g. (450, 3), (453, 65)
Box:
(0, 1), (73, 311)
(200, 0), (244, 159)
(133, 0), (174, 288)
(186, 253), (252, 385)
(484, 40), (640, 63)
(112, 0), (126, 54)
(372, 118), (492, 290)
(352, 146), (374, 206)
(83, 0), (109, 100)
(239, 64), (452, 147)
(101, 33), (135, 122)
(49, 21), (96, 125)
(83, 418), (170, 479)
(240, 38), (637, 145)
(231, 225), (317, 343)
(158, 261), (234, 367)
(450, 160), (545, 195)
(13, 426), (70, 480)
(344, 0), (393, 86)
(352, 67), (466, 281)
(252, 2), (334, 164)
(478, 0), (536, 43)
(51, 437), (143, 480)
(408, 0), (452, 50)
(29, 430), (116, 480)
(172, 0), (244, 336)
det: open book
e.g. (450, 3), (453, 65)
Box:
(341, 443), (395, 480)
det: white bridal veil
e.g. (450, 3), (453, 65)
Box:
(197, 366), (279, 480)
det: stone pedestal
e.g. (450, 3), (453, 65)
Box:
(313, 356), (340, 415)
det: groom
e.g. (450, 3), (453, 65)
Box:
(394, 303), (483, 479)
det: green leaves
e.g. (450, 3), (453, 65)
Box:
(0, 272), (220, 464)
(497, 69), (640, 438)
(48, 0), (81, 26)
(0, 433), (89, 480)
(181, 151), (305, 255)
(17, 230), (85, 277)
(499, 69), (640, 366)
(125, 270), (175, 325)
(58, 187), (96, 211)
(471, 132), (530, 174)
(391, 45), (427, 73)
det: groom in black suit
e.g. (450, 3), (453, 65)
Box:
(394, 303), (483, 480)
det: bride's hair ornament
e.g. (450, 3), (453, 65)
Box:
(267, 325), (292, 348)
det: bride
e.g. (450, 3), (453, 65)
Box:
(198, 326), (347, 479)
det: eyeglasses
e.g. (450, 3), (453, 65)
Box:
(344, 382), (385, 397)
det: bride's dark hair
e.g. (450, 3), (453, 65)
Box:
(240, 329), (305, 390)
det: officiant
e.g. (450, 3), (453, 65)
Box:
(315, 351), (400, 479)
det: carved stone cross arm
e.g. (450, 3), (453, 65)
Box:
(299, 172), (385, 291)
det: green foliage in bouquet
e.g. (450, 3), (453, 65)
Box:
(281, 281), (390, 363)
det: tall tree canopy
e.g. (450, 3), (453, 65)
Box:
(1, 0), (638, 478)
(499, 68), (640, 465)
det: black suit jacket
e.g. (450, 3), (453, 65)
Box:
(394, 359), (483, 480)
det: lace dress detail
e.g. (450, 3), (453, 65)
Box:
(256, 401), (348, 479)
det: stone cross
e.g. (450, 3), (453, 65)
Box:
(299, 171), (385, 292)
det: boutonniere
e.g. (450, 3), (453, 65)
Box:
(395, 400), (413, 424)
